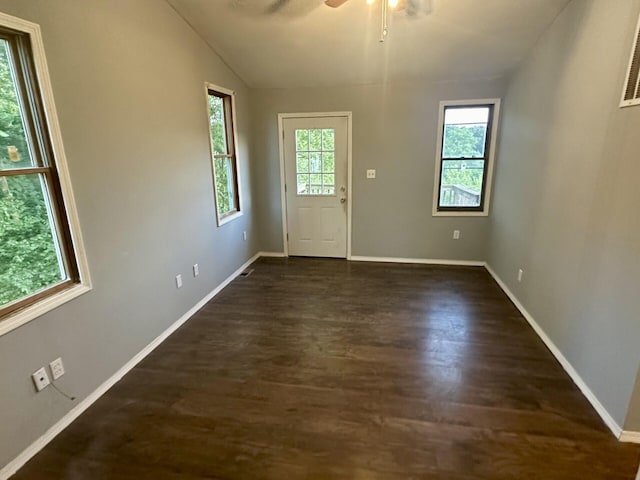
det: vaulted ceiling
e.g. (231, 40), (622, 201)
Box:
(167, 0), (571, 89)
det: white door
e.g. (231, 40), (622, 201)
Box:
(283, 116), (348, 258)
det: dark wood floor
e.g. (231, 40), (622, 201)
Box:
(14, 258), (640, 479)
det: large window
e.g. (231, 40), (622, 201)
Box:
(0, 13), (89, 333)
(433, 99), (501, 216)
(206, 85), (241, 225)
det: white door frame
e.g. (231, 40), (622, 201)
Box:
(277, 112), (353, 259)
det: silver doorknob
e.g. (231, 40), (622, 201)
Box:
(340, 197), (346, 204)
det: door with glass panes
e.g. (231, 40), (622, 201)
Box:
(283, 116), (348, 258)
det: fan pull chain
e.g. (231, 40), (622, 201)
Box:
(380, 0), (388, 42)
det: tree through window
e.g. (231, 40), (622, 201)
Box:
(433, 100), (501, 214)
(0, 24), (82, 319)
(207, 87), (240, 224)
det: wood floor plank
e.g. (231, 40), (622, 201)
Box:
(13, 258), (640, 479)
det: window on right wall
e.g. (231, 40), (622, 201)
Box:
(620, 12), (640, 107)
(433, 99), (501, 216)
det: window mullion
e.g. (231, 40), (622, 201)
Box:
(7, 34), (46, 168)
(440, 158), (489, 162)
(40, 168), (81, 282)
(223, 97), (235, 157)
(0, 166), (49, 176)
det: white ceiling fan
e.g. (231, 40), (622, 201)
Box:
(325, 0), (432, 18)
(325, 0), (433, 42)
(234, 0), (432, 19)
(231, 0), (432, 41)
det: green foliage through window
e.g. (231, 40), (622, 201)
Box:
(0, 38), (66, 308)
(208, 90), (238, 218)
(0, 175), (63, 305)
(439, 105), (493, 209)
(294, 129), (335, 195)
(442, 125), (486, 159)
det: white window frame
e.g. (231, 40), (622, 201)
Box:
(620, 12), (640, 108)
(204, 82), (243, 227)
(432, 98), (501, 217)
(0, 12), (91, 337)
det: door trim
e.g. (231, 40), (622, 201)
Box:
(277, 112), (353, 259)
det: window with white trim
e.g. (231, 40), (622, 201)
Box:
(0, 13), (90, 332)
(621, 12), (640, 107)
(206, 85), (241, 225)
(433, 99), (501, 216)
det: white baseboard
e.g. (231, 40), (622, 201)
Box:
(484, 263), (625, 440)
(620, 430), (640, 444)
(0, 251), (263, 480)
(350, 255), (485, 267)
(255, 253), (484, 267)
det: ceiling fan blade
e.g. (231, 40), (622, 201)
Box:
(325, 0), (350, 8)
(405, 0), (432, 17)
(266, 0), (290, 14)
(231, 0), (323, 18)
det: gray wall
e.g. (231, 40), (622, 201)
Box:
(3, 0), (640, 472)
(627, 371), (640, 431)
(251, 80), (506, 259)
(0, 0), (259, 467)
(487, 0), (640, 428)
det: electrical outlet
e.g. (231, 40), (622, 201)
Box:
(518, 269), (524, 283)
(32, 367), (50, 392)
(49, 357), (65, 380)
(193, 264), (199, 277)
(366, 169), (376, 179)
(453, 230), (461, 240)
(176, 274), (183, 289)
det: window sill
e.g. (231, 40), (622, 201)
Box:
(217, 209), (243, 227)
(432, 210), (489, 217)
(0, 283), (92, 337)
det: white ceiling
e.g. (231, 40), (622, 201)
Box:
(167, 0), (570, 89)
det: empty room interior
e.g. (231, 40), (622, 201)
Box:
(1, 0), (640, 478)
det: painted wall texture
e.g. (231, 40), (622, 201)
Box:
(487, 0), (640, 428)
(2, 0), (640, 472)
(250, 79), (506, 260)
(0, 0), (259, 467)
